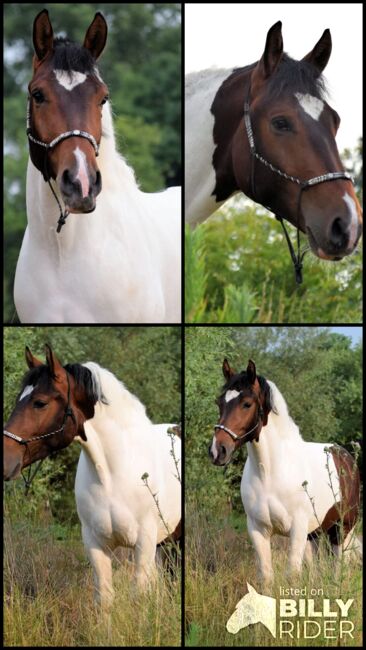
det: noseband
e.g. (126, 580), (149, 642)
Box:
(3, 371), (76, 493)
(243, 83), (354, 284)
(26, 98), (99, 232)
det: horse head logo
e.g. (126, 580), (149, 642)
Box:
(226, 582), (276, 637)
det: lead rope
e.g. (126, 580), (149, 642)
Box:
(42, 148), (70, 233)
(22, 457), (44, 496)
(275, 215), (306, 285)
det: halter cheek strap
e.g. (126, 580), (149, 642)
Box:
(26, 98), (99, 233)
(243, 85), (354, 285)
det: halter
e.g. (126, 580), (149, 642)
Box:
(243, 84), (354, 284)
(3, 371), (76, 493)
(26, 98), (99, 233)
(214, 419), (261, 444)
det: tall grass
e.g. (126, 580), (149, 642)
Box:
(4, 496), (181, 646)
(185, 501), (362, 647)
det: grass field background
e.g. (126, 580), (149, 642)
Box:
(4, 487), (181, 647)
(185, 501), (362, 647)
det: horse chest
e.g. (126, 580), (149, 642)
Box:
(76, 486), (139, 548)
(15, 229), (166, 323)
(241, 471), (293, 535)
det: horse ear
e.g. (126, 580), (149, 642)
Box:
(246, 359), (257, 384)
(33, 9), (54, 62)
(302, 28), (332, 74)
(251, 21), (283, 89)
(83, 12), (108, 60)
(223, 358), (234, 381)
(247, 582), (257, 594)
(25, 346), (43, 369)
(45, 344), (64, 380)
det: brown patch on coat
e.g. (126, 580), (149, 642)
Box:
(308, 445), (360, 545)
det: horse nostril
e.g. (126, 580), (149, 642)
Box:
(220, 445), (226, 457)
(330, 216), (348, 249)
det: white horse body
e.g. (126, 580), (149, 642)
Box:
(185, 69), (232, 225)
(241, 380), (341, 583)
(15, 102), (181, 323)
(74, 363), (181, 606)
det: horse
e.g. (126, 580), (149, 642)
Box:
(209, 359), (360, 585)
(186, 21), (362, 279)
(14, 10), (181, 323)
(3, 345), (181, 609)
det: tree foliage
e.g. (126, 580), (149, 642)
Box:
(185, 327), (362, 512)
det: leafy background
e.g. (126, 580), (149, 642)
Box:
(4, 3), (181, 322)
(186, 140), (363, 324)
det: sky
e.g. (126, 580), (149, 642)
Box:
(185, 3), (362, 151)
(330, 327), (362, 346)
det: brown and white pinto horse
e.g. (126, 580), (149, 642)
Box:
(209, 359), (360, 584)
(186, 22), (362, 265)
(14, 10), (181, 323)
(4, 345), (181, 608)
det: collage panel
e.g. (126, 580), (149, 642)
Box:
(185, 3), (362, 324)
(3, 1), (364, 649)
(185, 325), (362, 646)
(4, 4), (181, 325)
(4, 326), (182, 646)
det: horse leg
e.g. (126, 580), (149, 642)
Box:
(247, 517), (273, 586)
(333, 526), (362, 562)
(134, 524), (158, 591)
(304, 539), (315, 567)
(82, 526), (115, 609)
(288, 520), (308, 575)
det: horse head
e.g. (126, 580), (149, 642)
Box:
(27, 10), (109, 215)
(209, 359), (272, 466)
(3, 345), (92, 482)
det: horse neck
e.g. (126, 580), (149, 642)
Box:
(185, 67), (251, 225)
(247, 381), (302, 481)
(78, 370), (153, 484)
(86, 365), (152, 434)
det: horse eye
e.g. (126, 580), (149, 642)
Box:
(242, 402), (251, 409)
(32, 90), (45, 104)
(101, 95), (109, 106)
(272, 117), (291, 132)
(33, 400), (47, 409)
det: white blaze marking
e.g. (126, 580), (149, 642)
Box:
(19, 385), (34, 401)
(211, 435), (218, 460)
(74, 147), (90, 198)
(225, 389), (240, 403)
(343, 192), (359, 248)
(54, 70), (87, 91)
(295, 93), (324, 121)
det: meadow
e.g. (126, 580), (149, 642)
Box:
(185, 500), (362, 647)
(4, 487), (181, 646)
